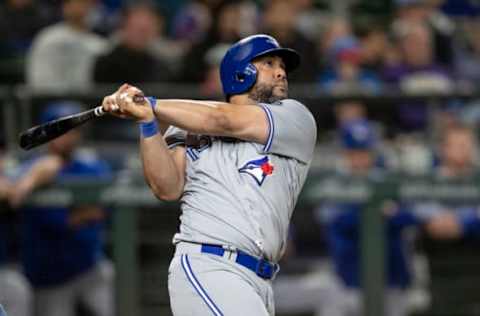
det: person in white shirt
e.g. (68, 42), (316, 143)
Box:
(26, 0), (107, 93)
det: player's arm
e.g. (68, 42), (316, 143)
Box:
(107, 84), (269, 145)
(151, 99), (269, 144)
(102, 86), (186, 201)
(140, 134), (186, 201)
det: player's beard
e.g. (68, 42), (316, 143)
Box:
(249, 82), (287, 103)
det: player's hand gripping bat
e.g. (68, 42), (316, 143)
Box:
(19, 94), (145, 150)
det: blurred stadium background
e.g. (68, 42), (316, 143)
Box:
(2, 0), (480, 315)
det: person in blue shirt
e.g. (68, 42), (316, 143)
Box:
(422, 125), (480, 239)
(315, 120), (426, 316)
(318, 36), (382, 95)
(7, 102), (114, 316)
(414, 125), (480, 314)
(0, 143), (32, 316)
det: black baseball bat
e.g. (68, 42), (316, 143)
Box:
(19, 95), (145, 150)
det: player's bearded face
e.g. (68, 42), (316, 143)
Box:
(249, 56), (288, 103)
(248, 81), (287, 103)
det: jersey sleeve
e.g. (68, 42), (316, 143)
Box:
(163, 126), (187, 149)
(259, 99), (317, 163)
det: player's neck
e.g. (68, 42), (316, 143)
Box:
(229, 94), (258, 106)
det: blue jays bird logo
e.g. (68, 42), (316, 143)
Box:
(238, 156), (274, 186)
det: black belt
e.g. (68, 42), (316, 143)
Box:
(200, 244), (279, 280)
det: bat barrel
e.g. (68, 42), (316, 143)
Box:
(18, 94), (144, 150)
(18, 107), (103, 150)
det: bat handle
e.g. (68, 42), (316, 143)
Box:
(93, 106), (106, 117)
(93, 94), (144, 117)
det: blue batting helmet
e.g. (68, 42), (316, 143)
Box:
(220, 34), (300, 96)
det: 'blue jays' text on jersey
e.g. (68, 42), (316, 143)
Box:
(165, 99), (317, 262)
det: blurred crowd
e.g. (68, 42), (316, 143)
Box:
(2, 0), (480, 136)
(0, 0), (480, 94)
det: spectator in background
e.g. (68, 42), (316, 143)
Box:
(87, 0), (124, 36)
(393, 0), (455, 67)
(383, 22), (453, 132)
(294, 0), (329, 42)
(0, 144), (32, 316)
(262, 0), (319, 82)
(453, 19), (480, 84)
(421, 126), (480, 239)
(0, 0), (54, 84)
(7, 102), (114, 316)
(318, 17), (353, 68)
(413, 126), (480, 314)
(172, 0), (214, 45)
(355, 21), (389, 74)
(26, 0), (107, 93)
(318, 36), (381, 95)
(315, 120), (428, 316)
(332, 119), (382, 175)
(181, 0), (258, 82)
(149, 6), (190, 78)
(200, 43), (230, 97)
(94, 2), (171, 84)
(385, 22), (452, 94)
(334, 100), (367, 127)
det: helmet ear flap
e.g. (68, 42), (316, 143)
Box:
(235, 71), (246, 83)
(232, 63), (257, 92)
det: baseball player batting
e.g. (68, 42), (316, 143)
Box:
(102, 34), (317, 316)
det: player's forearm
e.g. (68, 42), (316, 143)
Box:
(152, 99), (234, 136)
(140, 134), (184, 201)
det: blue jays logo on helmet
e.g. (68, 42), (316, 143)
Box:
(238, 156), (274, 186)
(220, 34), (300, 97)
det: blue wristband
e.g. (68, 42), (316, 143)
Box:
(139, 119), (159, 138)
(147, 96), (157, 111)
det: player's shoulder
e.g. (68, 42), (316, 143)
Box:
(269, 99), (313, 115)
(265, 98), (307, 108)
(272, 99), (316, 125)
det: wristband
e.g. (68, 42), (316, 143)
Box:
(147, 96), (157, 111)
(139, 119), (159, 138)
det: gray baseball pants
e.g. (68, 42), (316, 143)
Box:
(168, 242), (275, 316)
(0, 266), (32, 316)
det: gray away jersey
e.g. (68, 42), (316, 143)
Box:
(164, 99), (317, 262)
